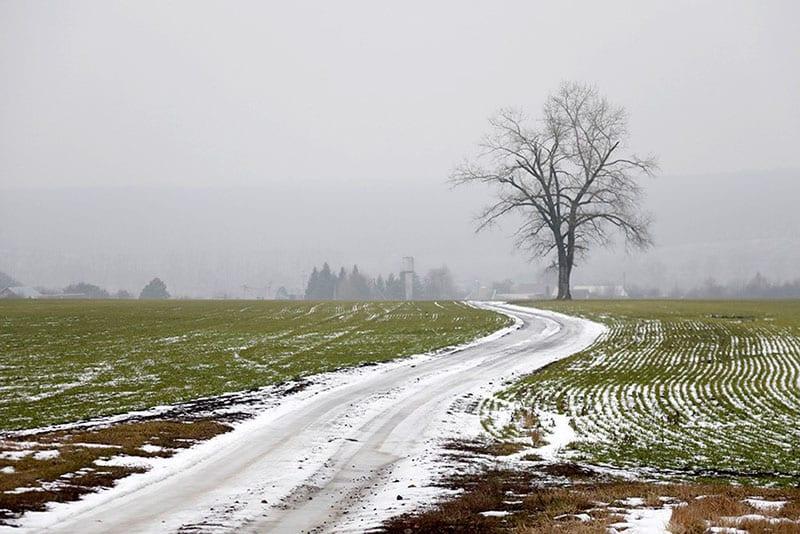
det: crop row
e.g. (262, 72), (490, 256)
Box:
(501, 300), (800, 485)
(0, 299), (508, 431)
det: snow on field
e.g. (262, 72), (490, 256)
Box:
(506, 302), (800, 479)
(532, 411), (575, 462)
(30, 450), (59, 461)
(0, 303), (604, 534)
(2, 300), (509, 432)
(93, 456), (153, 468)
(609, 506), (671, 533)
(479, 510), (512, 517)
(744, 497), (788, 511)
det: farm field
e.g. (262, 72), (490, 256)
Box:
(501, 300), (800, 485)
(0, 299), (509, 431)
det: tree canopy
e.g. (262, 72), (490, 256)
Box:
(139, 278), (170, 299)
(64, 282), (110, 298)
(452, 82), (657, 299)
(303, 263), (461, 300)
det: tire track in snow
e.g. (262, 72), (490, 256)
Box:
(9, 303), (603, 534)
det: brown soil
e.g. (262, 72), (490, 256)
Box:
(0, 419), (231, 522)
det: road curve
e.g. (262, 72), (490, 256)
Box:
(25, 303), (603, 534)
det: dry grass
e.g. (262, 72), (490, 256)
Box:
(382, 457), (800, 534)
(669, 493), (800, 533)
(0, 418), (230, 521)
(518, 409), (539, 430)
(669, 495), (751, 533)
(511, 409), (547, 447)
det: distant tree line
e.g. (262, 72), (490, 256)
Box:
(47, 278), (168, 299)
(63, 282), (111, 298)
(626, 272), (800, 299)
(304, 263), (461, 300)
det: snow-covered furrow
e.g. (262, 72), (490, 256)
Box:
(506, 310), (800, 477)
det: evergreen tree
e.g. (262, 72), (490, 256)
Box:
(385, 273), (404, 300)
(335, 267), (349, 299)
(423, 266), (458, 299)
(319, 263), (335, 299)
(305, 267), (319, 299)
(350, 265), (370, 300)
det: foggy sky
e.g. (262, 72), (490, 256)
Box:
(1, 1), (799, 295)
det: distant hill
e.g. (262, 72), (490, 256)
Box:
(576, 169), (800, 289)
(0, 169), (798, 294)
(0, 270), (20, 289)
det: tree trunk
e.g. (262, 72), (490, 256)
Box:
(556, 255), (572, 300)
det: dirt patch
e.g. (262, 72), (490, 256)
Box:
(539, 463), (596, 479)
(0, 418), (231, 522)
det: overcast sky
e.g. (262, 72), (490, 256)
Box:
(2, 0), (799, 189)
(1, 1), (799, 294)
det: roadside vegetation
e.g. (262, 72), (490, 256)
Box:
(384, 460), (800, 533)
(0, 419), (230, 521)
(0, 300), (509, 431)
(384, 300), (800, 532)
(502, 300), (800, 486)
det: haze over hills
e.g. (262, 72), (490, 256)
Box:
(1, 169), (798, 297)
(2, 2), (798, 298)
(0, 270), (20, 289)
(579, 168), (800, 290)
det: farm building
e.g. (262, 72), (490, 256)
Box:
(549, 285), (628, 299)
(495, 283), (551, 301)
(0, 286), (42, 299)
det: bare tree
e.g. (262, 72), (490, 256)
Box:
(452, 82), (657, 299)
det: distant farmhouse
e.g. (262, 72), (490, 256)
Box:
(493, 282), (551, 301)
(550, 285), (629, 299)
(0, 286), (42, 299)
(472, 283), (629, 301)
(468, 283), (551, 301)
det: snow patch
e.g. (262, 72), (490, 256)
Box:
(479, 510), (511, 517)
(94, 455), (153, 468)
(610, 506), (671, 533)
(32, 450), (60, 460)
(533, 411), (576, 462)
(744, 497), (787, 511)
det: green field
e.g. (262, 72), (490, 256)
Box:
(0, 300), (509, 431)
(502, 300), (800, 485)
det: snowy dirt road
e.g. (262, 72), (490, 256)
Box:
(17, 303), (603, 534)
